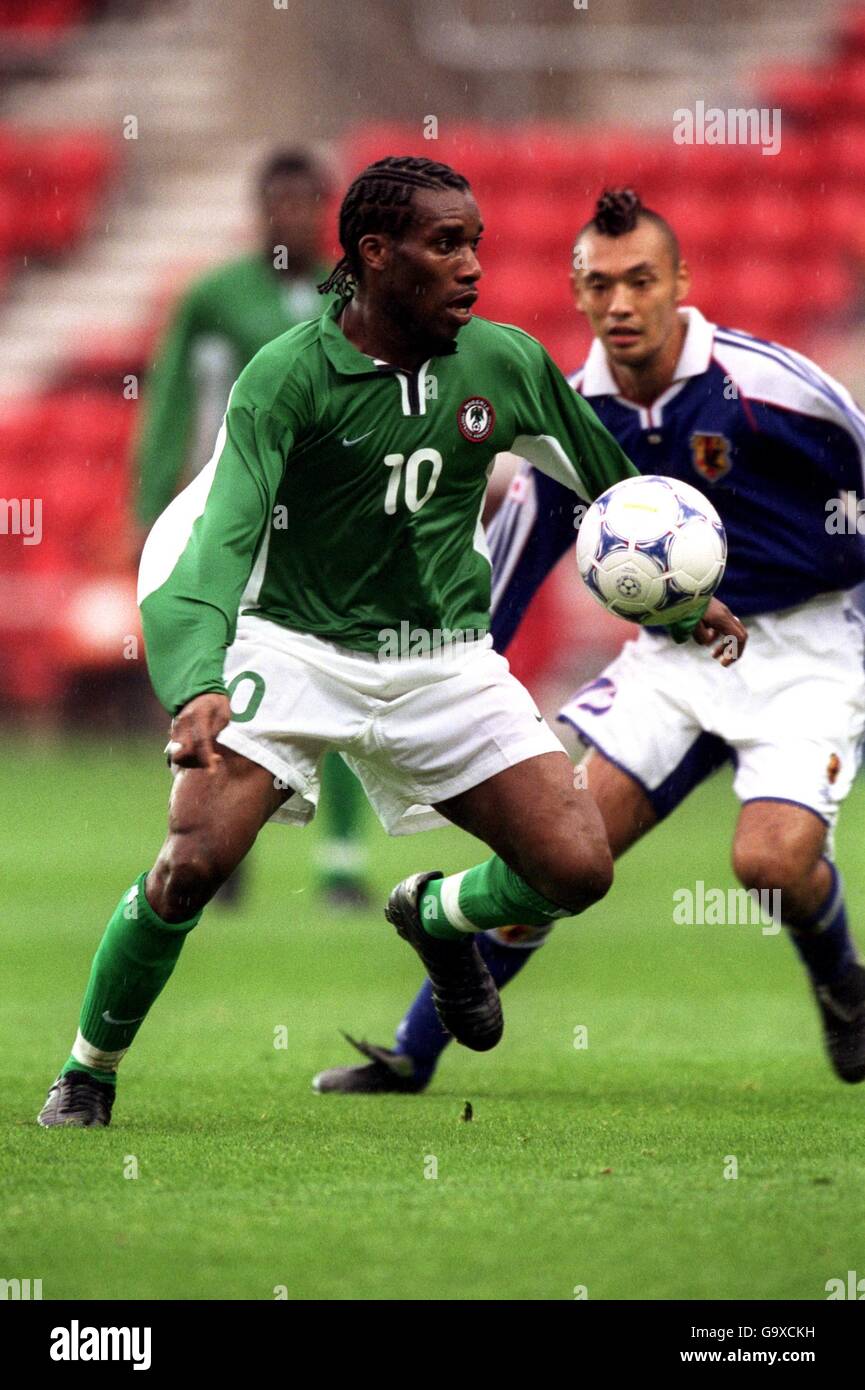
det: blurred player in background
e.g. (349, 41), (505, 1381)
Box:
(317, 187), (865, 1094)
(135, 148), (371, 909)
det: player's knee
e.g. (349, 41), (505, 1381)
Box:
(151, 834), (233, 919)
(732, 841), (808, 897)
(534, 842), (614, 915)
(576, 848), (614, 909)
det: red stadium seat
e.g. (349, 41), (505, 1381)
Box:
(433, 125), (515, 190)
(728, 188), (812, 256)
(833, 61), (865, 119)
(838, 5), (865, 59)
(758, 64), (838, 124)
(652, 191), (737, 258)
(542, 319), (591, 372)
(722, 256), (799, 318)
(761, 139), (822, 187)
(0, 0), (88, 39)
(490, 191), (579, 257)
(805, 258), (858, 317)
(0, 127), (119, 261)
(516, 128), (667, 200)
(818, 187), (865, 256)
(57, 325), (158, 391)
(0, 393), (136, 583)
(25, 131), (117, 192)
(481, 256), (571, 327)
(0, 129), (23, 181)
(826, 121), (865, 179)
(651, 141), (752, 196)
(0, 189), (17, 255)
(14, 187), (91, 255)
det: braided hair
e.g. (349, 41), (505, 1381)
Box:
(318, 155), (470, 299)
(577, 188), (680, 267)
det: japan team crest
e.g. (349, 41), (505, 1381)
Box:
(690, 431), (732, 483)
(458, 396), (495, 442)
(573, 675), (617, 716)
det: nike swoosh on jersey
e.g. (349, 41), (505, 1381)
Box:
(342, 430), (374, 446)
(102, 1010), (145, 1025)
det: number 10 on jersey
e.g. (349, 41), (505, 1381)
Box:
(383, 449), (443, 514)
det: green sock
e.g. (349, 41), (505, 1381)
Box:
(60, 873), (201, 1085)
(317, 752), (368, 885)
(420, 858), (572, 941)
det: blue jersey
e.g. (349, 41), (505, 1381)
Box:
(489, 306), (865, 650)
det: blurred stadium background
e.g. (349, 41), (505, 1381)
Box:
(3, 0), (865, 727)
(8, 0), (865, 1305)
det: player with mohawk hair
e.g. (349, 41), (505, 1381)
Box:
(36, 159), (743, 1129)
(316, 186), (865, 1096)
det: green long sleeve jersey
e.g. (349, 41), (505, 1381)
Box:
(138, 299), (640, 715)
(134, 252), (333, 527)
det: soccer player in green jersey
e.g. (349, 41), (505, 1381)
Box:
(136, 148), (333, 528)
(135, 147), (371, 909)
(38, 156), (743, 1128)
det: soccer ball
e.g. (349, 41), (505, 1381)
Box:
(576, 475), (727, 625)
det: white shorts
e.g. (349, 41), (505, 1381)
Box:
(216, 615), (563, 836)
(558, 592), (865, 837)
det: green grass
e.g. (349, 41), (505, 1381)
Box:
(2, 736), (865, 1300)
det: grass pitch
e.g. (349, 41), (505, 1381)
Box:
(3, 735), (865, 1301)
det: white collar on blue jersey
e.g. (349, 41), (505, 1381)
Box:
(579, 305), (716, 398)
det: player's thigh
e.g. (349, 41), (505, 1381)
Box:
(434, 749), (613, 908)
(582, 748), (657, 858)
(163, 747), (290, 873)
(732, 799), (828, 890)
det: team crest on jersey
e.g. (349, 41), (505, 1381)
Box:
(690, 432), (732, 482)
(827, 753), (841, 785)
(458, 396), (495, 442)
(573, 675), (617, 716)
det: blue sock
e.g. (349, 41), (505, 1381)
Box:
(788, 860), (857, 987)
(394, 927), (549, 1077)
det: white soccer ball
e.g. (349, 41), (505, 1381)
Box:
(576, 475), (727, 625)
